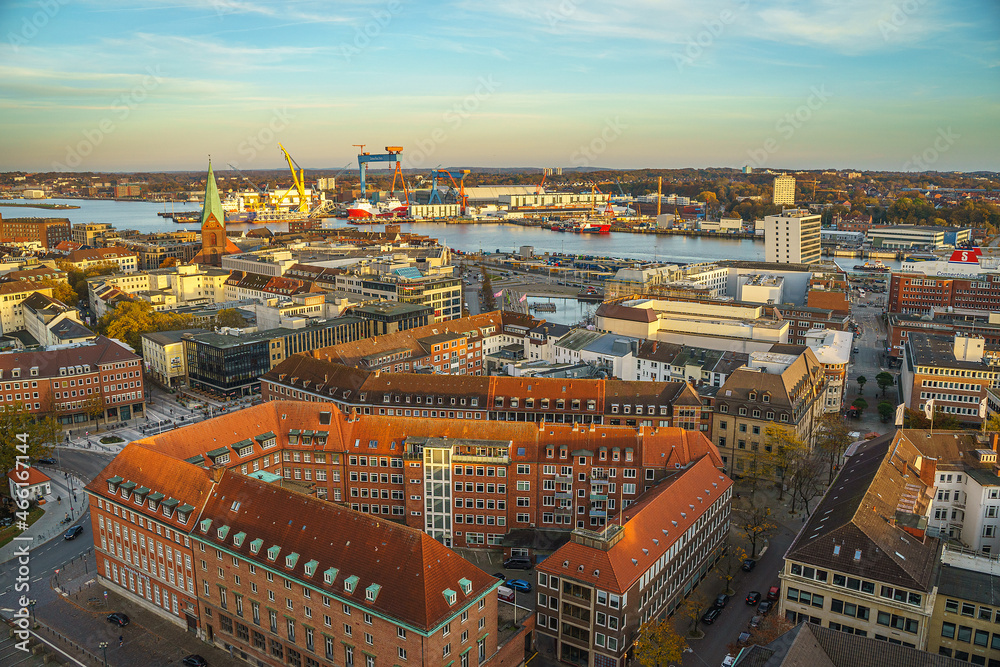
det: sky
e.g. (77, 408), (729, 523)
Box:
(1, 0), (998, 173)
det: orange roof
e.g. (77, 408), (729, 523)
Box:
(199, 472), (495, 630)
(537, 456), (732, 593)
(8, 467), (51, 486)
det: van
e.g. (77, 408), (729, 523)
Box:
(502, 556), (532, 570)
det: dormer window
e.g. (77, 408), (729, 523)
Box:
(250, 538), (263, 554)
(285, 553), (299, 569)
(106, 476), (122, 494)
(459, 578), (472, 595)
(233, 532), (246, 547)
(748, 392), (756, 401)
(303, 560), (318, 577)
(324, 567), (338, 585)
(266, 545), (281, 561)
(443, 589), (457, 606)
(365, 584), (381, 602)
(217, 525), (230, 540)
(344, 575), (359, 593)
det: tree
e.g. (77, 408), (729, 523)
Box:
(97, 300), (198, 353)
(480, 266), (496, 312)
(680, 589), (709, 637)
(0, 403), (59, 477)
(57, 260), (121, 305)
(815, 412), (852, 484)
(214, 308), (248, 329)
(788, 453), (826, 516)
(761, 425), (809, 500)
(159, 257), (179, 268)
(904, 408), (964, 430)
(634, 617), (687, 667)
(878, 401), (894, 423)
(856, 375), (867, 395)
(875, 371), (894, 397)
(735, 495), (776, 558)
(715, 540), (748, 596)
(83, 395), (106, 429)
(36, 279), (79, 307)
(985, 414), (1000, 433)
(748, 613), (795, 645)
(852, 398), (868, 413)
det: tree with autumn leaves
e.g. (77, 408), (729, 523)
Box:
(97, 300), (198, 353)
(634, 617), (687, 667)
(0, 403), (60, 477)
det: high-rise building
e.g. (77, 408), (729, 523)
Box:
(773, 174), (796, 205)
(764, 209), (822, 264)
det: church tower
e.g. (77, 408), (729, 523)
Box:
(191, 160), (234, 266)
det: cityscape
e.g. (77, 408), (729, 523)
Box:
(1, 3), (1000, 667)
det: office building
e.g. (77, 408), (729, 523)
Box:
(65, 247), (139, 274)
(868, 226), (972, 250)
(764, 210), (822, 264)
(0, 216), (71, 250)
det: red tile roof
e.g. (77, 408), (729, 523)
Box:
(537, 456), (732, 593)
(8, 467), (51, 486)
(199, 472), (495, 630)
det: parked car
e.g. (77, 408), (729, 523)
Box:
(714, 593), (730, 608)
(758, 601), (773, 615)
(701, 607), (722, 625)
(722, 656), (737, 667)
(737, 631), (752, 645)
(749, 614), (762, 629)
(742, 558), (757, 572)
(507, 579), (531, 593)
(502, 556), (532, 570)
(491, 572), (506, 581)
(36, 457), (56, 465)
(767, 585), (780, 601)
(745, 591), (761, 606)
(107, 612), (130, 627)
(182, 657), (208, 667)
(64, 525), (84, 540)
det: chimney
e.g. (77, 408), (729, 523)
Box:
(210, 464), (225, 483)
(916, 455), (937, 488)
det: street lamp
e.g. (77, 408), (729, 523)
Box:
(99, 641), (109, 667)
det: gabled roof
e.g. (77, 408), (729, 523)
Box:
(784, 433), (940, 591)
(8, 467), (51, 486)
(0, 336), (139, 376)
(537, 456), (730, 593)
(199, 472), (496, 631)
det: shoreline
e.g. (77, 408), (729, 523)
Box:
(0, 202), (80, 210)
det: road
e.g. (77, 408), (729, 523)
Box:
(683, 524), (797, 667)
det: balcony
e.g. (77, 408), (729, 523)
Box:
(590, 471), (608, 481)
(589, 494), (607, 502)
(554, 506), (573, 515)
(453, 453), (510, 465)
(555, 474), (574, 484)
(555, 492), (573, 500)
(588, 509), (607, 517)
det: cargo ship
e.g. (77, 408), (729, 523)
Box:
(347, 196), (408, 220)
(573, 221), (612, 234)
(852, 260), (889, 272)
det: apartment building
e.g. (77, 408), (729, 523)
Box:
(262, 355), (705, 430)
(0, 282), (53, 335)
(804, 328), (853, 412)
(124, 401), (721, 550)
(21, 292), (93, 347)
(779, 433), (940, 648)
(87, 443), (519, 667)
(776, 304), (851, 345)
(835, 214), (874, 233)
(928, 545), (1000, 665)
(535, 456), (732, 667)
(711, 344), (827, 476)
(1, 265), (69, 285)
(0, 335), (145, 424)
(901, 333), (1000, 427)
(88, 264), (230, 318)
(764, 209), (821, 264)
(0, 216), (71, 250)
(312, 311), (539, 376)
(66, 247), (139, 274)
(224, 271), (323, 303)
(630, 340), (748, 387)
(72, 222), (114, 246)
(111, 238), (200, 269)
(773, 175), (796, 205)
(888, 311), (1000, 360)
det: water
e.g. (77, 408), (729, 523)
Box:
(524, 297), (595, 327)
(0, 198), (902, 270)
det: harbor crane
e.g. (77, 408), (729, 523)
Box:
(427, 169), (471, 213)
(356, 145), (408, 206)
(277, 143), (309, 213)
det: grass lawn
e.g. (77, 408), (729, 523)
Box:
(0, 506), (46, 549)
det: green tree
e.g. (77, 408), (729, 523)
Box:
(97, 301), (197, 353)
(214, 308), (248, 329)
(0, 403), (59, 478)
(878, 401), (894, 423)
(634, 617), (687, 667)
(681, 589), (709, 637)
(905, 408), (963, 430)
(875, 371), (895, 397)
(856, 375), (867, 395)
(815, 412), (852, 484)
(761, 425), (809, 500)
(852, 398), (868, 413)
(480, 266), (496, 312)
(985, 414), (1000, 433)
(36, 279), (79, 307)
(57, 260), (121, 305)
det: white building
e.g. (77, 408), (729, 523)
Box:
(738, 274), (784, 304)
(0, 283), (53, 335)
(7, 467), (51, 501)
(65, 247), (139, 274)
(221, 250), (297, 277)
(804, 327), (852, 412)
(763, 209), (822, 264)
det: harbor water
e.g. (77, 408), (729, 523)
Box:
(0, 198), (902, 271)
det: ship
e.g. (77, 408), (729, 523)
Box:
(852, 260), (889, 272)
(573, 221), (612, 234)
(347, 196), (409, 220)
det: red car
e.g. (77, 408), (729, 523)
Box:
(767, 585), (780, 601)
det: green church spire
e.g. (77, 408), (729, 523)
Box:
(201, 159), (225, 227)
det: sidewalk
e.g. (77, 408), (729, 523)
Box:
(0, 469), (87, 565)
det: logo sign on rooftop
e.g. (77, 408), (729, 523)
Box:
(948, 248), (982, 264)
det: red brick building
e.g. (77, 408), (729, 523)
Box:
(888, 311), (1000, 359)
(888, 273), (1000, 314)
(0, 216), (71, 250)
(88, 440), (516, 667)
(0, 335), (145, 425)
(126, 401), (721, 551)
(835, 214), (873, 232)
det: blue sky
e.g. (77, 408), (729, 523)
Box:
(1, 0), (998, 172)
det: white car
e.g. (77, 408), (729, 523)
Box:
(722, 656), (737, 667)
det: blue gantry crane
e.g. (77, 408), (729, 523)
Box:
(427, 169), (470, 213)
(354, 145), (408, 204)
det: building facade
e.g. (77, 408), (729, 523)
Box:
(535, 456), (732, 667)
(764, 210), (822, 264)
(0, 216), (71, 250)
(66, 247), (139, 274)
(0, 283), (53, 335)
(888, 273), (1000, 315)
(141, 329), (210, 388)
(773, 175), (796, 205)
